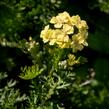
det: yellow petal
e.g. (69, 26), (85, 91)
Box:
(63, 24), (74, 34)
(54, 23), (62, 28)
(50, 17), (57, 24)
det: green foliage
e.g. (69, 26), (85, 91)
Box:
(0, 0), (109, 109)
(0, 72), (27, 109)
(97, 0), (109, 13)
(19, 65), (45, 80)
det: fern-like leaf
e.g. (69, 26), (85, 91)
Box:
(19, 65), (45, 80)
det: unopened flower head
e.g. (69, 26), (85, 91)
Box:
(40, 11), (88, 51)
(67, 54), (80, 66)
(26, 36), (39, 51)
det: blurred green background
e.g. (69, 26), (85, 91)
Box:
(0, 0), (109, 108)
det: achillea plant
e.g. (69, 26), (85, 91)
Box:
(2, 11), (108, 109)
(19, 12), (94, 109)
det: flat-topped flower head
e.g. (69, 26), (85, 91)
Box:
(40, 11), (88, 52)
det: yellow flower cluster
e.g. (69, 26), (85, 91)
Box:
(58, 54), (80, 69)
(67, 54), (80, 66)
(40, 12), (88, 51)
